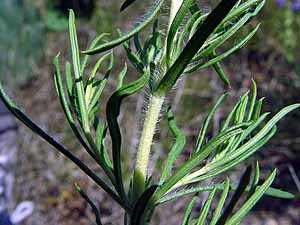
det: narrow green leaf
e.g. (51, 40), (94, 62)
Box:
(220, 99), (241, 132)
(65, 61), (73, 98)
(88, 52), (114, 111)
(224, 0), (263, 25)
(123, 41), (145, 73)
(228, 112), (269, 153)
(189, 14), (207, 40)
(69, 10), (89, 132)
(247, 162), (260, 199)
(155, 0), (239, 96)
(181, 194), (199, 225)
(157, 178), (295, 205)
(196, 188), (217, 225)
(134, 34), (146, 64)
(211, 54), (231, 87)
(81, 33), (110, 75)
(252, 97), (264, 120)
(192, 126), (277, 183)
(107, 71), (150, 202)
(75, 183), (102, 225)
(187, 25), (260, 74)
(191, 1), (264, 63)
(53, 55), (95, 159)
(85, 52), (112, 105)
(195, 93), (228, 152)
(69, 10), (116, 184)
(95, 121), (113, 169)
(166, 0), (194, 67)
(225, 104), (300, 165)
(83, 0), (165, 55)
(234, 92), (249, 124)
(175, 11), (202, 59)
(117, 63), (128, 90)
(247, 79), (257, 121)
(216, 165), (252, 225)
(225, 170), (276, 225)
(210, 178), (230, 225)
(159, 107), (186, 184)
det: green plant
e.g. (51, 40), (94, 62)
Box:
(0, 0), (299, 224)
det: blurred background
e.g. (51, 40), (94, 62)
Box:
(0, 0), (300, 224)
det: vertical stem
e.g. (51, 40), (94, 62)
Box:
(132, 0), (183, 198)
(133, 95), (164, 194)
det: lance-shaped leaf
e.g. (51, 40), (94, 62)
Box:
(166, 0), (194, 67)
(252, 97), (264, 121)
(123, 40), (145, 73)
(224, 170), (276, 225)
(156, 179), (295, 205)
(65, 61), (73, 98)
(54, 55), (98, 161)
(216, 165), (252, 225)
(75, 183), (102, 225)
(116, 63), (128, 90)
(247, 162), (260, 199)
(81, 33), (110, 76)
(208, 104), (300, 174)
(189, 126), (277, 184)
(159, 107), (186, 185)
(210, 51), (231, 87)
(186, 24), (260, 73)
(69, 11), (115, 183)
(154, 0), (239, 96)
(210, 178), (230, 225)
(106, 71), (150, 202)
(88, 52), (114, 112)
(180, 114), (273, 186)
(181, 194), (199, 225)
(69, 10), (89, 132)
(85, 52), (112, 105)
(196, 188), (217, 225)
(247, 79), (258, 121)
(174, 11), (202, 60)
(195, 93), (228, 153)
(83, 0), (165, 55)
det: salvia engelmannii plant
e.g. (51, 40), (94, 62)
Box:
(0, 0), (299, 224)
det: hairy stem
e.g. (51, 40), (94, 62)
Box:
(133, 95), (164, 194)
(132, 0), (182, 199)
